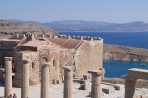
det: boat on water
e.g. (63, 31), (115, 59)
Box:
(140, 63), (146, 66)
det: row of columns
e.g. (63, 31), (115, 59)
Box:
(40, 65), (73, 98)
(3, 57), (30, 98)
(3, 57), (104, 98)
(3, 57), (73, 98)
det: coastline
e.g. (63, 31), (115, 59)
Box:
(104, 44), (148, 63)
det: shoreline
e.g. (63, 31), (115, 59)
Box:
(103, 44), (148, 63)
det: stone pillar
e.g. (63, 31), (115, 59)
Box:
(21, 60), (29, 98)
(4, 57), (13, 97)
(57, 60), (60, 81)
(23, 34), (26, 38)
(88, 70), (104, 98)
(31, 34), (36, 41)
(123, 76), (137, 98)
(91, 37), (94, 41)
(68, 36), (71, 39)
(63, 66), (73, 98)
(41, 63), (49, 98)
(50, 35), (53, 38)
(81, 36), (83, 40)
(16, 34), (19, 38)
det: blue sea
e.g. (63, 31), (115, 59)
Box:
(59, 32), (148, 78)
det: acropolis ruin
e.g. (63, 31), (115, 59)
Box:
(0, 34), (103, 87)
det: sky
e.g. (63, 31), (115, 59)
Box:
(0, 0), (148, 23)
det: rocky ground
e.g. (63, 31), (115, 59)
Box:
(0, 81), (148, 98)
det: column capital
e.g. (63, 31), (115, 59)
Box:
(42, 63), (50, 68)
(122, 75), (137, 81)
(21, 59), (30, 64)
(63, 66), (72, 71)
(88, 69), (104, 76)
(5, 57), (12, 61)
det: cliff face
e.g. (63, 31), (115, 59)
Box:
(103, 44), (148, 63)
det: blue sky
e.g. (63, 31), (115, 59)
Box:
(0, 0), (148, 23)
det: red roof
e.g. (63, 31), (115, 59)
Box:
(49, 38), (83, 49)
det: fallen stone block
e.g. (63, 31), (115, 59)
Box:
(83, 74), (89, 80)
(113, 85), (120, 90)
(102, 87), (114, 94)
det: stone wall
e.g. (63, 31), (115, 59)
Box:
(0, 51), (14, 66)
(75, 39), (103, 78)
(0, 40), (19, 50)
(0, 40), (19, 66)
(13, 51), (40, 87)
(39, 48), (75, 83)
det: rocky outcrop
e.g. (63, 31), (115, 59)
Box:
(103, 44), (148, 63)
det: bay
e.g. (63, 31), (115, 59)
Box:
(103, 60), (148, 78)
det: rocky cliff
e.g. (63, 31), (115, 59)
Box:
(104, 44), (148, 63)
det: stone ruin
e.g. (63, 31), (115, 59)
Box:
(0, 34), (103, 87)
(0, 33), (148, 98)
(1, 57), (105, 98)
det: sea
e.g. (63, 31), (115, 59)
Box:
(59, 32), (148, 78)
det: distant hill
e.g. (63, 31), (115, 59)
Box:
(6, 19), (148, 32)
(0, 20), (57, 35)
(41, 20), (148, 32)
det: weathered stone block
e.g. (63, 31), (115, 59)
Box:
(102, 87), (114, 94)
(83, 74), (89, 80)
(128, 68), (148, 80)
(113, 85), (120, 90)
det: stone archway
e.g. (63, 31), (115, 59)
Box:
(122, 68), (148, 98)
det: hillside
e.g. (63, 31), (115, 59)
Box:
(10, 19), (148, 32)
(104, 44), (148, 63)
(42, 20), (148, 32)
(0, 20), (57, 35)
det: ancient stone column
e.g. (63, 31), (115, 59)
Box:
(41, 63), (49, 98)
(63, 66), (73, 98)
(81, 36), (83, 40)
(21, 60), (29, 98)
(88, 70), (104, 98)
(57, 59), (60, 81)
(123, 76), (137, 98)
(4, 57), (13, 97)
